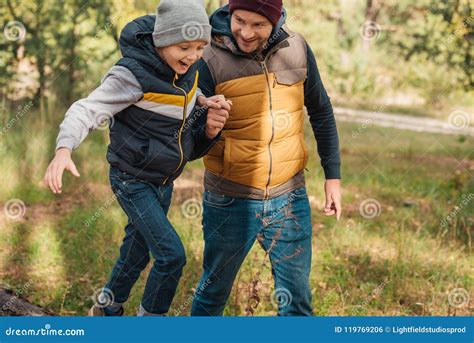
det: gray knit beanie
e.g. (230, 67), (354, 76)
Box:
(153, 0), (212, 47)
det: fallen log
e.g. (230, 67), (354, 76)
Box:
(0, 288), (53, 316)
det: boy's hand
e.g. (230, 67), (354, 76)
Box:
(202, 95), (232, 139)
(44, 148), (80, 194)
(323, 179), (342, 220)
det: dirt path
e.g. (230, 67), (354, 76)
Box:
(0, 170), (205, 227)
(334, 107), (474, 137)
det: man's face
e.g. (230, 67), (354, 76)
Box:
(156, 41), (207, 74)
(231, 9), (273, 54)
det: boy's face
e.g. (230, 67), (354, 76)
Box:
(156, 41), (207, 74)
(231, 9), (273, 54)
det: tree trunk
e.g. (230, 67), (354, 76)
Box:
(65, 14), (78, 104)
(33, 0), (46, 100)
(361, 0), (381, 52)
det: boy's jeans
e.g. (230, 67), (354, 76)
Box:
(104, 167), (186, 315)
(191, 187), (313, 316)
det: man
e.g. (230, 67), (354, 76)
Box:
(192, 0), (341, 316)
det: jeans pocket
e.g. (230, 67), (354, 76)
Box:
(109, 167), (137, 182)
(203, 191), (235, 208)
(109, 168), (125, 194)
(110, 168), (150, 197)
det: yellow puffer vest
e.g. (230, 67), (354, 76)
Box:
(203, 29), (309, 197)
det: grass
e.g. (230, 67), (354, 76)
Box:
(0, 109), (472, 316)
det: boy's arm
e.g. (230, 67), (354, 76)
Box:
(56, 65), (143, 152)
(46, 66), (142, 194)
(304, 42), (341, 180)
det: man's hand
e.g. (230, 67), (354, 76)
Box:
(196, 95), (208, 107)
(201, 95), (232, 139)
(323, 179), (342, 220)
(43, 148), (80, 194)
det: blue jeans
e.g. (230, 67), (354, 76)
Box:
(191, 188), (313, 316)
(104, 167), (186, 315)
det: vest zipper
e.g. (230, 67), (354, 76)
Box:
(258, 35), (290, 198)
(163, 73), (188, 185)
(261, 61), (274, 199)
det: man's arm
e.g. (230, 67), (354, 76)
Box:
(189, 60), (223, 161)
(304, 42), (341, 180)
(304, 42), (342, 220)
(197, 59), (217, 97)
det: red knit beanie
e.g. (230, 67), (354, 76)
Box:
(229, 0), (283, 27)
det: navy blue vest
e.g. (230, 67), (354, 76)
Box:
(107, 15), (206, 185)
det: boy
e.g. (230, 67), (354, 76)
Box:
(44, 0), (231, 316)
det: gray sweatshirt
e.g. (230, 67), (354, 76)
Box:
(55, 65), (203, 152)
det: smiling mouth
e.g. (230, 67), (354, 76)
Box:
(240, 37), (257, 44)
(179, 60), (190, 68)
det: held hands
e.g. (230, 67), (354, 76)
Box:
(323, 179), (342, 220)
(43, 148), (80, 194)
(197, 95), (232, 139)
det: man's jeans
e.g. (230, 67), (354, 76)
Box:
(191, 187), (313, 316)
(104, 167), (186, 315)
